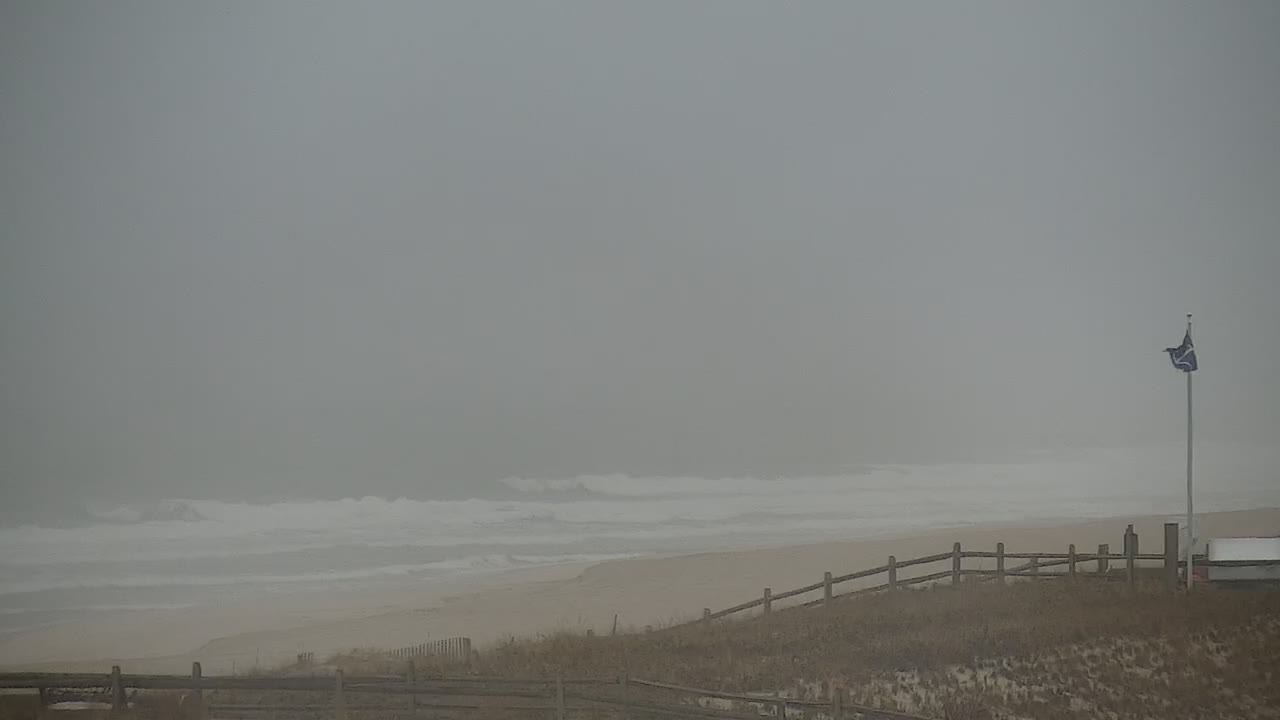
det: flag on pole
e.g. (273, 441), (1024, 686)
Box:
(1165, 327), (1198, 372)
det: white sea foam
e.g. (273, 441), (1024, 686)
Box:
(0, 553), (638, 596)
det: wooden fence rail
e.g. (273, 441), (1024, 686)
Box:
(691, 523), (1278, 628)
(0, 668), (935, 720)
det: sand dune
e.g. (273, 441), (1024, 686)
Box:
(2, 507), (1275, 675)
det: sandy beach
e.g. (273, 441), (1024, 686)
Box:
(2, 507), (1276, 675)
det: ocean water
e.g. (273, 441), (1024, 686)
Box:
(1, 443), (1276, 637)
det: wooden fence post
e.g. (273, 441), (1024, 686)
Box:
(702, 608), (711, 626)
(555, 673), (566, 720)
(109, 665), (125, 712)
(1029, 556), (1039, 577)
(996, 542), (1005, 583)
(831, 685), (843, 719)
(462, 637), (473, 672)
(1126, 535), (1137, 587)
(1164, 522), (1179, 591)
(823, 572), (833, 607)
(334, 669), (346, 720)
(405, 659), (415, 711)
(888, 556), (897, 589)
(1068, 545), (1077, 580)
(191, 662), (207, 720)
(1124, 525), (1138, 557)
(763, 588), (772, 614)
(1097, 544), (1109, 576)
(621, 672), (630, 720)
(951, 543), (962, 586)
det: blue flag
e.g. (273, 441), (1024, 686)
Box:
(1165, 328), (1198, 372)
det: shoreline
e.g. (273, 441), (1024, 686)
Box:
(2, 506), (1276, 674)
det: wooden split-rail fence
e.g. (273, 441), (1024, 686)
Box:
(0, 665), (935, 720)
(688, 522), (1280, 627)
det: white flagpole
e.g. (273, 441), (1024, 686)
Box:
(1185, 314), (1194, 591)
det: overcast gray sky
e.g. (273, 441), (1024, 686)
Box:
(2, 1), (1278, 508)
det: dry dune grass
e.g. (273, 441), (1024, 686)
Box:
(321, 579), (1280, 719)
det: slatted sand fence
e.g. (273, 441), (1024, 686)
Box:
(389, 636), (473, 662)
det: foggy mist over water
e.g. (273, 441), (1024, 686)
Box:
(3, 1), (1279, 531)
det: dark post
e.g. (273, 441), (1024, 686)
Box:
(763, 588), (772, 614)
(887, 555), (897, 589)
(1029, 556), (1039, 576)
(1164, 522), (1179, 590)
(1126, 535), (1137, 587)
(996, 542), (1005, 583)
(1068, 544), (1077, 580)
(952, 542), (962, 586)
(555, 673), (567, 720)
(1123, 524), (1139, 557)
(702, 608), (711, 626)
(1097, 543), (1110, 576)
(110, 665), (125, 712)
(621, 672), (631, 720)
(334, 669), (346, 720)
(831, 685), (843, 719)
(406, 659), (416, 711)
(191, 662), (207, 720)
(823, 572), (833, 607)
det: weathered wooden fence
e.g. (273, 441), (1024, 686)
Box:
(289, 639), (473, 671)
(0, 666), (935, 720)
(689, 523), (1280, 627)
(389, 637), (472, 662)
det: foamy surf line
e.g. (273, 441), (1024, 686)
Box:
(0, 553), (640, 596)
